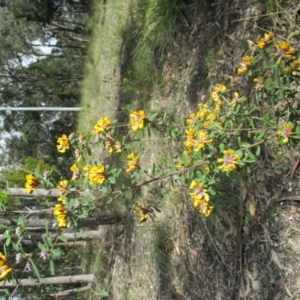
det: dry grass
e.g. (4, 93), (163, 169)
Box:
(78, 0), (300, 299)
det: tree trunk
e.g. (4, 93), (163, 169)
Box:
(0, 274), (96, 287)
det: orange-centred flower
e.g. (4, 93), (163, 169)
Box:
(0, 252), (12, 281)
(277, 123), (294, 143)
(93, 117), (112, 134)
(25, 174), (38, 194)
(130, 110), (146, 132)
(57, 134), (69, 153)
(218, 149), (240, 172)
(126, 153), (139, 173)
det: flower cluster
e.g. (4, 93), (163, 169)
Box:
(54, 204), (68, 227)
(93, 117), (112, 133)
(189, 181), (213, 217)
(87, 165), (106, 184)
(237, 55), (254, 74)
(255, 32), (274, 49)
(0, 252), (12, 281)
(57, 180), (68, 203)
(57, 134), (70, 153)
(130, 110), (146, 132)
(25, 174), (38, 194)
(217, 149), (240, 172)
(277, 123), (294, 144)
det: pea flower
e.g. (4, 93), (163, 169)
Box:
(70, 164), (81, 181)
(25, 174), (38, 194)
(237, 55), (254, 74)
(253, 77), (265, 90)
(130, 110), (146, 132)
(57, 180), (68, 193)
(218, 149), (240, 172)
(134, 205), (148, 222)
(57, 134), (70, 153)
(54, 204), (68, 227)
(88, 165), (106, 184)
(255, 32), (274, 49)
(189, 181), (210, 202)
(283, 60), (300, 73)
(93, 117), (112, 134)
(0, 252), (13, 281)
(126, 153), (139, 173)
(114, 141), (123, 153)
(272, 41), (295, 64)
(277, 123), (294, 143)
(230, 92), (246, 107)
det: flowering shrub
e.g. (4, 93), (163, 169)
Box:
(0, 31), (299, 284)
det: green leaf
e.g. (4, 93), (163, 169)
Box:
(237, 136), (242, 148)
(57, 235), (66, 244)
(241, 142), (251, 148)
(255, 146), (261, 156)
(38, 242), (45, 250)
(29, 258), (41, 279)
(51, 248), (61, 259)
(47, 237), (53, 248)
(50, 259), (55, 276)
(263, 117), (276, 127)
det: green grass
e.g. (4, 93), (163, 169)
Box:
(79, 0), (133, 131)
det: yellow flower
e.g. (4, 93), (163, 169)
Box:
(130, 110), (146, 132)
(253, 77), (265, 91)
(114, 141), (123, 153)
(283, 59), (300, 73)
(272, 41), (295, 64)
(255, 32), (274, 49)
(194, 199), (214, 217)
(0, 252), (7, 267)
(193, 131), (213, 152)
(237, 55), (254, 74)
(277, 123), (294, 143)
(57, 180), (68, 192)
(211, 84), (227, 101)
(54, 204), (68, 227)
(25, 174), (38, 194)
(70, 164), (80, 181)
(189, 181), (210, 202)
(218, 149), (240, 172)
(134, 205), (148, 223)
(56, 213), (68, 228)
(58, 195), (67, 204)
(88, 165), (106, 184)
(186, 112), (198, 127)
(0, 263), (12, 281)
(230, 92), (246, 107)
(105, 135), (114, 153)
(197, 103), (209, 119)
(126, 153), (139, 173)
(93, 117), (112, 134)
(57, 134), (69, 153)
(74, 148), (82, 162)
